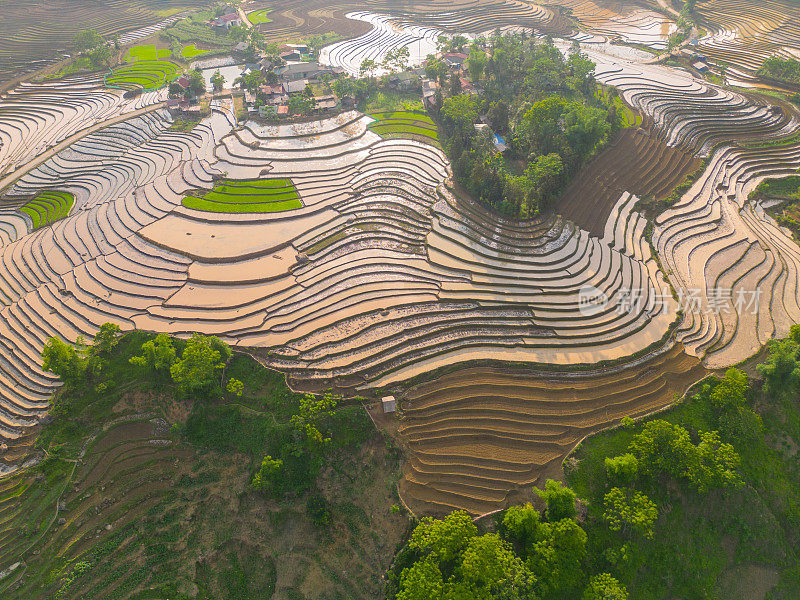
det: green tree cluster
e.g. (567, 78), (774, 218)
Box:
(758, 56), (800, 84)
(389, 481), (626, 600)
(42, 323), (122, 388)
(434, 34), (619, 218)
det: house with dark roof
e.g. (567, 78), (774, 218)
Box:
(211, 13), (242, 30)
(276, 61), (327, 81)
(283, 79), (309, 94)
(442, 52), (468, 69)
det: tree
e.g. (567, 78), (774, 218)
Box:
(187, 69), (206, 97)
(360, 58), (378, 78)
(250, 455), (283, 493)
(306, 493), (332, 527)
(397, 557), (445, 600)
(602, 487), (658, 539)
(42, 336), (86, 387)
(459, 533), (535, 596)
(169, 333), (230, 398)
(710, 368), (748, 410)
(687, 431), (743, 492)
(74, 29), (104, 53)
(384, 46), (410, 72)
(129, 333), (177, 378)
(501, 503), (541, 557)
(582, 573), (628, 600)
(408, 510), (478, 563)
(756, 327), (800, 394)
(168, 82), (185, 97)
(449, 72), (462, 95)
(92, 323), (121, 356)
(628, 419), (695, 481)
(425, 55), (448, 86)
(535, 479), (577, 521)
(439, 94), (479, 138)
(467, 46), (487, 82)
(226, 377), (244, 397)
(290, 392), (338, 449)
(527, 518), (587, 599)
(210, 70), (225, 92)
(604, 454), (639, 485)
(88, 44), (113, 69)
(288, 94), (313, 116)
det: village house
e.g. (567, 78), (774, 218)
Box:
(283, 78), (309, 95)
(275, 61), (328, 81)
(210, 12), (242, 30)
(422, 78), (440, 109)
(442, 52), (468, 70)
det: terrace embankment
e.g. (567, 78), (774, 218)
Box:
(390, 343), (708, 516)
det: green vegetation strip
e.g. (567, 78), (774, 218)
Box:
(105, 60), (181, 90)
(247, 8), (273, 24)
(20, 191), (74, 229)
(182, 178), (302, 213)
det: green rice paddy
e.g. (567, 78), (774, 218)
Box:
(368, 111), (439, 142)
(247, 8), (273, 24)
(20, 191), (74, 229)
(124, 44), (171, 63)
(182, 178), (303, 213)
(105, 60), (181, 90)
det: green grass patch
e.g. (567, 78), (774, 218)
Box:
(182, 178), (302, 213)
(105, 60), (181, 90)
(180, 43), (206, 59)
(20, 190), (74, 229)
(247, 8), (272, 24)
(169, 118), (201, 132)
(360, 90), (423, 113)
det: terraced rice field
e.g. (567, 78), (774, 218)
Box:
(20, 191), (74, 229)
(367, 111), (439, 143)
(105, 60), (181, 90)
(0, 404), (403, 599)
(247, 8), (273, 24)
(394, 344), (708, 514)
(0, 0), (194, 84)
(182, 178), (303, 213)
(5, 2), (800, 518)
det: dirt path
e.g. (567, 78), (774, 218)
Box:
(0, 100), (167, 195)
(238, 6), (253, 27)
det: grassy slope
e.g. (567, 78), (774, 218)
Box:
(567, 377), (800, 600)
(0, 332), (406, 599)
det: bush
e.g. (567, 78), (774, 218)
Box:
(306, 494), (332, 528)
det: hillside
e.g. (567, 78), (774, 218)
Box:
(0, 331), (406, 599)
